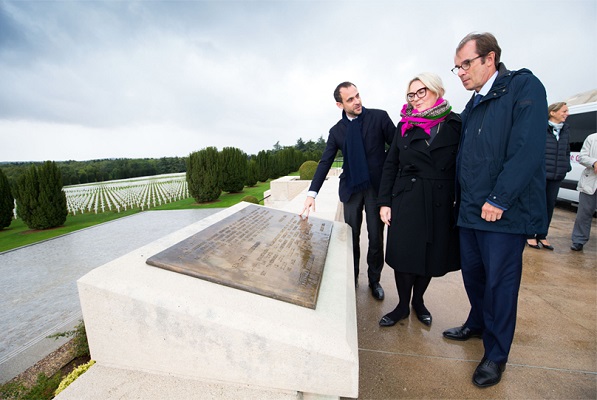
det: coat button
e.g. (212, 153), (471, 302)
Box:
(411, 178), (416, 182)
(403, 145), (408, 149)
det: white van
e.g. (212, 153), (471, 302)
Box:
(557, 101), (597, 204)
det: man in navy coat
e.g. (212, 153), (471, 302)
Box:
(444, 32), (547, 388)
(300, 82), (395, 300)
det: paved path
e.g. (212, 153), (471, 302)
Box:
(0, 209), (221, 382)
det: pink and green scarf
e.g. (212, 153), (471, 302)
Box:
(399, 98), (452, 137)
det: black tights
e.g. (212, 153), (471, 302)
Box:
(385, 270), (432, 320)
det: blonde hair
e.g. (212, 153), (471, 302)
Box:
(548, 102), (567, 115)
(407, 72), (445, 101)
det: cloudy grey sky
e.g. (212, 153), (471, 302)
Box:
(1, 0), (595, 162)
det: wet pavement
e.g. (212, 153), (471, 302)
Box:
(0, 209), (221, 383)
(353, 205), (596, 399)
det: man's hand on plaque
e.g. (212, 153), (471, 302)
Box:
(300, 196), (316, 218)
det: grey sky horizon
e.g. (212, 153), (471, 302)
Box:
(1, 0), (595, 162)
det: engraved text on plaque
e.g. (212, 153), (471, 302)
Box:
(146, 204), (333, 309)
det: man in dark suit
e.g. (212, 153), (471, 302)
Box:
(444, 32), (547, 388)
(300, 82), (395, 300)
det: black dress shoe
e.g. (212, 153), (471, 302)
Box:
(442, 325), (483, 341)
(539, 240), (554, 250)
(369, 282), (384, 300)
(571, 243), (584, 251)
(472, 358), (506, 388)
(379, 309), (409, 327)
(526, 239), (541, 249)
(416, 312), (432, 326)
(412, 304), (432, 326)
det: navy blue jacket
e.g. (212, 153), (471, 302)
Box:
(456, 63), (548, 235)
(545, 123), (571, 181)
(309, 108), (395, 202)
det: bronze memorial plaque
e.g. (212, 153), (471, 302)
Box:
(146, 204), (333, 309)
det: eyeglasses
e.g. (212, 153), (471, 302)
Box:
(407, 87), (427, 101)
(451, 55), (484, 75)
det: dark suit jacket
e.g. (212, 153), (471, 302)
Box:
(309, 108), (395, 202)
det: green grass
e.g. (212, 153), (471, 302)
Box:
(0, 180), (272, 253)
(151, 181), (271, 210)
(0, 210), (143, 253)
(0, 372), (62, 400)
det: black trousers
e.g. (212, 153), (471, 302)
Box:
(528, 179), (562, 240)
(342, 186), (384, 284)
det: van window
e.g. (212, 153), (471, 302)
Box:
(566, 110), (597, 151)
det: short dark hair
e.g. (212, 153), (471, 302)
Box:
(334, 82), (356, 103)
(457, 32), (501, 69)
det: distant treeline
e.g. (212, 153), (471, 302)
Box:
(0, 136), (328, 187)
(0, 157), (186, 186)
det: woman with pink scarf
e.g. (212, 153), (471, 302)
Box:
(377, 72), (462, 327)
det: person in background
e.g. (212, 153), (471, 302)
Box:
(377, 72), (461, 328)
(444, 32), (547, 388)
(300, 82), (395, 299)
(570, 133), (597, 251)
(527, 102), (571, 250)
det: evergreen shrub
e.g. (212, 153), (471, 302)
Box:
(299, 160), (319, 180)
(186, 147), (222, 203)
(15, 161), (67, 230)
(0, 168), (14, 229)
(220, 147), (247, 193)
(54, 360), (95, 396)
(240, 195), (259, 204)
(245, 159), (258, 187)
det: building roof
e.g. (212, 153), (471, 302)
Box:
(566, 88), (597, 105)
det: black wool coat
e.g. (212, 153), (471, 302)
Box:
(377, 112), (461, 277)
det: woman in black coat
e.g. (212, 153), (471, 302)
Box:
(377, 72), (461, 327)
(526, 102), (571, 250)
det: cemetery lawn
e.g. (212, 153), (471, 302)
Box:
(0, 180), (273, 253)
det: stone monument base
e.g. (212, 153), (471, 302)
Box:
(57, 201), (357, 399)
(58, 364), (334, 399)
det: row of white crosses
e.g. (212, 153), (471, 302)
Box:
(63, 173), (190, 215)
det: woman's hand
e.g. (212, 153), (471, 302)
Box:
(380, 206), (392, 226)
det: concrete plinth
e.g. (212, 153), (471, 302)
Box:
(266, 176), (310, 202)
(66, 201), (357, 399)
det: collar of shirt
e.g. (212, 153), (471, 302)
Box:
(477, 70), (499, 96)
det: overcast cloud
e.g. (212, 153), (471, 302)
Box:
(0, 0), (595, 162)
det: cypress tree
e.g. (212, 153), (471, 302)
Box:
(0, 168), (14, 229)
(255, 150), (270, 183)
(245, 159), (258, 187)
(281, 147), (301, 175)
(186, 147), (222, 203)
(39, 161), (68, 228)
(15, 165), (39, 228)
(269, 151), (282, 180)
(220, 147), (247, 193)
(15, 161), (67, 230)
